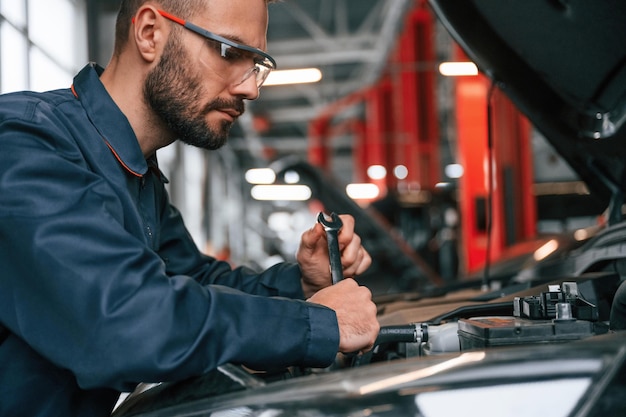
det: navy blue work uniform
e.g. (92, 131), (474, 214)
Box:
(0, 64), (339, 417)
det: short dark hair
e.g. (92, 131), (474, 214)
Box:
(112, 0), (277, 57)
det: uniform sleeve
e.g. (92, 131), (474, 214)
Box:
(0, 103), (339, 392)
(157, 201), (308, 299)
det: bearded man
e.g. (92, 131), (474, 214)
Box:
(0, 1), (379, 415)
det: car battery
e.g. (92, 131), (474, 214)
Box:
(457, 316), (598, 350)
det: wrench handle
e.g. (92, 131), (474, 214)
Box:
(317, 212), (344, 285)
(326, 231), (343, 285)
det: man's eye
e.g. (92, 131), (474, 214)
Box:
(221, 45), (247, 62)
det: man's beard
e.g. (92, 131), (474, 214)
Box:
(143, 34), (245, 150)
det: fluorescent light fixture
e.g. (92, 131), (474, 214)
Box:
(346, 183), (380, 200)
(439, 61), (478, 77)
(245, 168), (276, 185)
(367, 165), (387, 180)
(264, 68), (323, 86)
(251, 185), (312, 201)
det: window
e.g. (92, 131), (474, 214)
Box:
(0, 0), (86, 93)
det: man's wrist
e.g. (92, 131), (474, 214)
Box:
(301, 277), (331, 299)
(302, 280), (317, 299)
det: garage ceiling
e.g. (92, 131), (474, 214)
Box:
(258, 0), (413, 149)
(90, 0), (415, 172)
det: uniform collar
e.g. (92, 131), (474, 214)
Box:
(71, 63), (148, 177)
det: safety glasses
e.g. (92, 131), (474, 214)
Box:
(157, 10), (277, 88)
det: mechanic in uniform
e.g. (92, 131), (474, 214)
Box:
(0, 0), (380, 415)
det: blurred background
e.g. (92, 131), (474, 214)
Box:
(0, 0), (605, 293)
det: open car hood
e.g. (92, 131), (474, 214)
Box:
(428, 0), (626, 219)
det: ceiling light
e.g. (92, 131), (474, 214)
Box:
(445, 164), (464, 179)
(346, 183), (380, 200)
(264, 68), (323, 86)
(367, 165), (387, 180)
(245, 168), (276, 184)
(394, 165), (409, 180)
(283, 170), (301, 184)
(251, 185), (312, 201)
(438, 62), (478, 77)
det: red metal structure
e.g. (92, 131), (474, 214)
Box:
(454, 47), (536, 273)
(308, 1), (536, 277)
(391, 3), (440, 190)
(309, 1), (440, 194)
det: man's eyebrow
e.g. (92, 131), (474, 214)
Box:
(217, 32), (264, 51)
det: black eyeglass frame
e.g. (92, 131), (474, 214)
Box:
(157, 9), (277, 85)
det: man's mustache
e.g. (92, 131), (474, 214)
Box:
(204, 98), (245, 117)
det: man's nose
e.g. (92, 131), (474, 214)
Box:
(230, 73), (260, 101)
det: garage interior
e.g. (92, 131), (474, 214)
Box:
(4, 2), (626, 414)
(81, 0), (608, 293)
(3, 0), (606, 293)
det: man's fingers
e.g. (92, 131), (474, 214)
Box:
(310, 279), (379, 353)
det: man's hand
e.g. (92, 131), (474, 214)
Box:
(308, 279), (379, 353)
(296, 214), (372, 298)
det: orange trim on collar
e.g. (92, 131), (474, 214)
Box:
(103, 140), (144, 178)
(72, 81), (143, 178)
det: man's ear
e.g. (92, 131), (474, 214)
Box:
(132, 6), (168, 63)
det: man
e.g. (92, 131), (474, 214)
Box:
(0, 0), (379, 415)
